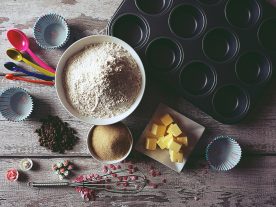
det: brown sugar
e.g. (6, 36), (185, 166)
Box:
(91, 123), (131, 161)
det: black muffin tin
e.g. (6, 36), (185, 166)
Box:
(108, 0), (276, 124)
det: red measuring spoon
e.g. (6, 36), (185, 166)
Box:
(7, 29), (55, 73)
(5, 74), (55, 86)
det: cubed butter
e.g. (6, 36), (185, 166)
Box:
(168, 138), (182, 152)
(167, 123), (182, 137)
(145, 138), (157, 150)
(169, 150), (184, 163)
(163, 134), (174, 149)
(157, 137), (167, 149)
(151, 123), (166, 137)
(160, 114), (174, 126)
(176, 136), (188, 146)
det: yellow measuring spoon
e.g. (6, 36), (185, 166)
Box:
(6, 48), (55, 77)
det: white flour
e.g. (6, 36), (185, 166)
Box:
(64, 42), (142, 118)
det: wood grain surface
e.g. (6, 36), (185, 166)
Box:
(0, 0), (275, 206)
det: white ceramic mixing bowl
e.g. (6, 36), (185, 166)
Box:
(55, 35), (146, 125)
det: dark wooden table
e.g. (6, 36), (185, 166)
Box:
(0, 1), (276, 206)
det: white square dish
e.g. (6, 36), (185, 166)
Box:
(135, 103), (205, 172)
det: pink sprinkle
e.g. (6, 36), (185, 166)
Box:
(106, 186), (111, 189)
(116, 182), (121, 186)
(130, 175), (138, 181)
(152, 172), (156, 177)
(123, 176), (128, 181)
(149, 169), (154, 174)
(156, 171), (161, 176)
(150, 165), (154, 170)
(102, 168), (108, 173)
(117, 165), (121, 169)
(117, 176), (123, 181)
(109, 164), (115, 169)
(128, 164), (133, 169)
(150, 183), (158, 189)
(111, 173), (117, 177)
(123, 182), (128, 187)
(162, 179), (167, 183)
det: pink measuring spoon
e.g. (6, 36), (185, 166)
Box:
(7, 29), (55, 73)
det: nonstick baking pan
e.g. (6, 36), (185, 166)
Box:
(108, 0), (276, 124)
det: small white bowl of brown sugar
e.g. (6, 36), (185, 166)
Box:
(87, 122), (133, 164)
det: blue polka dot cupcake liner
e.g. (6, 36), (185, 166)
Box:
(34, 13), (70, 49)
(206, 136), (242, 171)
(0, 87), (33, 122)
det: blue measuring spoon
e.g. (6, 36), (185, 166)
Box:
(4, 62), (54, 81)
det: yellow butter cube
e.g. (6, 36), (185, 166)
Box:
(145, 138), (157, 150)
(157, 137), (167, 149)
(176, 137), (188, 146)
(163, 134), (174, 149)
(169, 150), (177, 162)
(167, 123), (182, 137)
(169, 150), (184, 163)
(168, 138), (182, 152)
(151, 123), (166, 137)
(160, 114), (173, 126)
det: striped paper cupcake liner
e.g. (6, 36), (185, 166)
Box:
(33, 13), (70, 49)
(206, 136), (242, 171)
(0, 87), (33, 122)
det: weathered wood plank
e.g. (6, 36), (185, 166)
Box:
(0, 156), (275, 207)
(0, 0), (122, 75)
(0, 78), (276, 156)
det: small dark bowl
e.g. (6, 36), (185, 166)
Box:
(203, 28), (239, 62)
(258, 18), (276, 51)
(225, 0), (261, 28)
(180, 61), (217, 96)
(169, 4), (206, 39)
(135, 0), (172, 15)
(212, 85), (250, 122)
(110, 13), (149, 49)
(146, 37), (183, 72)
(235, 51), (272, 85)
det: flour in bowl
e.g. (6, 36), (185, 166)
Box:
(64, 42), (142, 118)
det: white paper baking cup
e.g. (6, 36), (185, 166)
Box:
(34, 13), (70, 49)
(206, 136), (242, 171)
(0, 87), (33, 122)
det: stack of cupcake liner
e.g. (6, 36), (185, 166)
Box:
(34, 13), (70, 49)
(0, 87), (33, 122)
(206, 136), (242, 171)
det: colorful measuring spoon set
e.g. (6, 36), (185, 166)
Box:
(4, 29), (55, 86)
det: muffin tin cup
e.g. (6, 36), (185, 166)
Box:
(235, 51), (272, 85)
(109, 13), (149, 50)
(225, 0), (261, 28)
(203, 28), (240, 62)
(258, 18), (276, 51)
(206, 136), (242, 171)
(180, 61), (217, 96)
(145, 37), (183, 73)
(135, 0), (172, 15)
(0, 87), (33, 122)
(34, 13), (70, 49)
(169, 4), (206, 39)
(212, 85), (250, 123)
